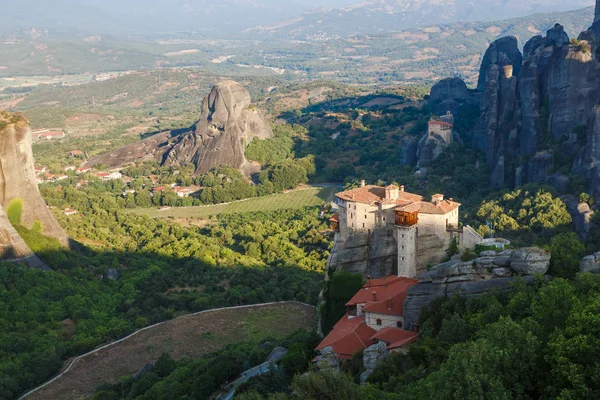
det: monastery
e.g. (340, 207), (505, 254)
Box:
(331, 182), (482, 278)
(318, 184), (482, 364)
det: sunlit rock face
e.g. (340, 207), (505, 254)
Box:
(163, 80), (273, 175)
(0, 112), (70, 268)
(87, 80), (273, 176)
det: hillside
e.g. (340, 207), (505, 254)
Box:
(0, 7), (593, 84)
(25, 302), (316, 400)
(246, 0), (594, 39)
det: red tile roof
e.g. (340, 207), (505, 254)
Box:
(428, 120), (453, 128)
(370, 327), (419, 349)
(315, 314), (376, 359)
(336, 185), (423, 206)
(346, 275), (418, 316)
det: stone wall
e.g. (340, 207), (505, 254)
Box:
(365, 311), (403, 331)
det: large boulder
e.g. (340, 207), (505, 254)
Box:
(315, 346), (339, 370)
(510, 248), (551, 275)
(580, 252), (600, 274)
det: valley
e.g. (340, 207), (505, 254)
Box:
(1, 1), (600, 400)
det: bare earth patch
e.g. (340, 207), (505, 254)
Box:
(27, 302), (316, 400)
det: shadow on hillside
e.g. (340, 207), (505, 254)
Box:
(2, 243), (324, 399)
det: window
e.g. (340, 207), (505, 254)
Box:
(397, 321), (402, 328)
(365, 215), (367, 219)
(402, 245), (405, 250)
(402, 234), (405, 238)
(376, 319), (382, 326)
(362, 223), (365, 228)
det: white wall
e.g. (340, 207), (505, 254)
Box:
(366, 311), (404, 331)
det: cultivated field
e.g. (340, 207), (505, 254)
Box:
(26, 302), (316, 400)
(130, 185), (341, 219)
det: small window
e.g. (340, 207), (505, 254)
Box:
(376, 319), (382, 326)
(402, 257), (405, 261)
(383, 217), (386, 222)
(402, 245), (405, 250)
(362, 223), (365, 228)
(397, 321), (402, 328)
(402, 234), (405, 238)
(365, 215), (367, 219)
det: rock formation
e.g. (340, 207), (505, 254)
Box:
(428, 77), (478, 116)
(403, 248), (550, 329)
(581, 251), (600, 273)
(327, 229), (398, 278)
(87, 80), (273, 175)
(466, 7), (600, 195)
(0, 112), (70, 269)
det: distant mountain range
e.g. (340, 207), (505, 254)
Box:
(246, 0), (595, 39)
(0, 0), (594, 38)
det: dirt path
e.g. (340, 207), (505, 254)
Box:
(23, 302), (316, 400)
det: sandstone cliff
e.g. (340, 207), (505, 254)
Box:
(0, 112), (70, 268)
(87, 80), (273, 175)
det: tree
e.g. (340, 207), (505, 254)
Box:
(547, 233), (585, 278)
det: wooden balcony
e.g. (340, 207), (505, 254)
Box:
(395, 211), (418, 227)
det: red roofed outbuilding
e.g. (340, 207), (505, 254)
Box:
(315, 275), (419, 362)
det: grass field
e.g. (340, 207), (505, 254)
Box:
(130, 185), (341, 219)
(27, 302), (316, 400)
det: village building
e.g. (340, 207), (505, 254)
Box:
(63, 208), (78, 216)
(122, 188), (136, 196)
(45, 174), (69, 182)
(31, 129), (65, 142)
(64, 166), (76, 172)
(95, 171), (122, 182)
(174, 186), (194, 198)
(315, 275), (419, 361)
(34, 166), (47, 176)
(158, 206), (171, 212)
(76, 167), (92, 174)
(333, 182), (482, 278)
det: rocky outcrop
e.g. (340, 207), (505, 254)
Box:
(403, 248), (549, 329)
(88, 80), (273, 176)
(477, 36), (523, 92)
(360, 342), (387, 384)
(561, 194), (595, 240)
(580, 251), (600, 273)
(314, 346), (339, 370)
(428, 77), (478, 116)
(0, 112), (70, 268)
(574, 105), (600, 194)
(471, 14), (600, 193)
(162, 80), (273, 175)
(473, 37), (521, 187)
(328, 229), (398, 278)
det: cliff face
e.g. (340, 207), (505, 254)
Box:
(0, 112), (70, 268)
(471, 10), (600, 195)
(88, 80), (273, 175)
(403, 248), (550, 329)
